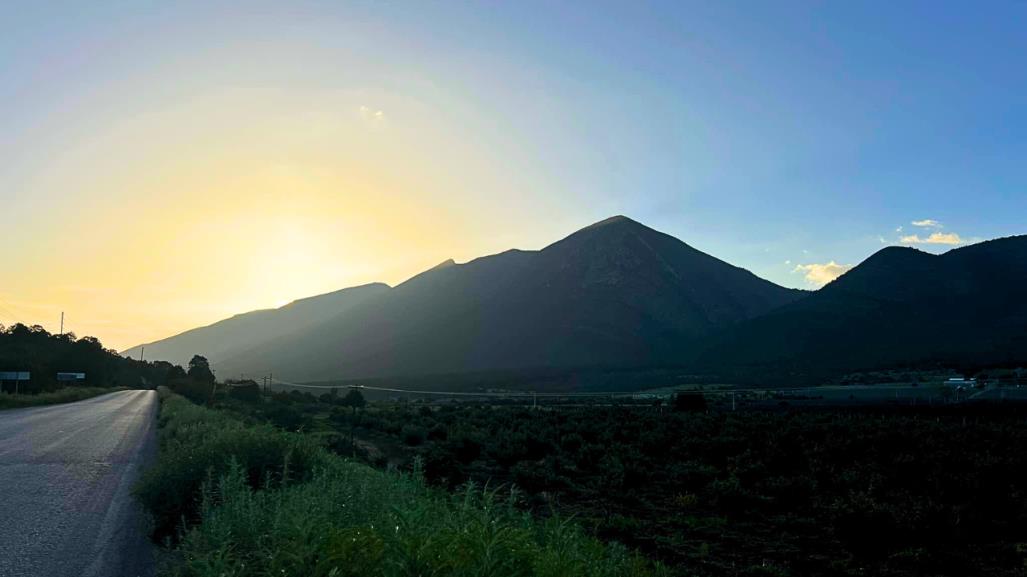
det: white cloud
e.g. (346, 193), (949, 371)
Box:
(911, 219), (943, 228)
(895, 226), (903, 232)
(359, 105), (385, 120)
(899, 232), (964, 245)
(793, 261), (853, 287)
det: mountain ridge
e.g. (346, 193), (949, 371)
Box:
(696, 234), (1027, 383)
(126, 219), (1027, 386)
(126, 216), (803, 380)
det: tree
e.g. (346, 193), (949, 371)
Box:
(338, 388), (367, 457)
(187, 355), (215, 383)
(341, 388), (367, 413)
(227, 379), (261, 403)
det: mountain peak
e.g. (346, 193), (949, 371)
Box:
(584, 215), (643, 230)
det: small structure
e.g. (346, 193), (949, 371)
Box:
(946, 377), (977, 388)
(56, 372), (86, 382)
(0, 371), (30, 394)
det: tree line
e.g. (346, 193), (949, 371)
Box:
(0, 323), (187, 394)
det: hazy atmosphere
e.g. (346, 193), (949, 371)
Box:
(1, 2), (1024, 350)
(4, 4), (1027, 577)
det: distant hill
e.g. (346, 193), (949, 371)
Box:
(121, 283), (390, 369)
(697, 235), (1027, 384)
(128, 216), (804, 382)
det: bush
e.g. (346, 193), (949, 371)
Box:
(263, 402), (311, 431)
(134, 390), (329, 541)
(138, 389), (666, 577)
(0, 386), (124, 410)
(169, 379), (214, 405)
(401, 424), (427, 446)
(227, 382), (261, 403)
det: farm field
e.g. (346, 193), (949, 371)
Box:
(204, 382), (1027, 577)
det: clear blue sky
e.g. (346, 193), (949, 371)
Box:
(2, 1), (1025, 347)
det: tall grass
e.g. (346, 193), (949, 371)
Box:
(139, 389), (667, 577)
(0, 386), (126, 410)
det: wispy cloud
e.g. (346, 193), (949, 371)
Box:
(900, 232), (964, 245)
(793, 261), (853, 287)
(359, 105), (385, 120)
(911, 219), (943, 228)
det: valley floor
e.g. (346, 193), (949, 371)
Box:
(212, 386), (1027, 577)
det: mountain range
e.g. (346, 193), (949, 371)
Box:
(123, 216), (1027, 386)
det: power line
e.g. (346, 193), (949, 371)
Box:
(265, 377), (952, 400)
(267, 377), (665, 394)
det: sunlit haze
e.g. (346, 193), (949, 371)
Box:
(2, 1), (1025, 350)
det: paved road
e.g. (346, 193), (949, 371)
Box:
(0, 390), (157, 577)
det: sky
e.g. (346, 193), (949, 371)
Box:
(1, 1), (1025, 351)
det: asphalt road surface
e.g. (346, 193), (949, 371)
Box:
(0, 390), (157, 577)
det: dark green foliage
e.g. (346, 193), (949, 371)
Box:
(0, 386), (126, 409)
(138, 389), (666, 577)
(226, 380), (261, 403)
(340, 387), (366, 410)
(0, 322), (182, 393)
(167, 379), (214, 405)
(262, 402), (311, 431)
(186, 355), (215, 383)
(401, 424), (426, 446)
(134, 392), (329, 542)
(341, 403), (1027, 576)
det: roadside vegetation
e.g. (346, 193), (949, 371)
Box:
(0, 386), (127, 410)
(206, 384), (1027, 577)
(140, 357), (1027, 576)
(137, 386), (666, 577)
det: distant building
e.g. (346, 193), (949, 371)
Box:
(946, 377), (976, 387)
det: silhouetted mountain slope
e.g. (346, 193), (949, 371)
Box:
(698, 236), (1027, 384)
(136, 216), (803, 382)
(121, 283), (390, 368)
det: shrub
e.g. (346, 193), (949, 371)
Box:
(169, 379), (214, 405)
(138, 389), (666, 577)
(134, 390), (329, 541)
(227, 382), (261, 403)
(402, 424), (427, 446)
(0, 386), (124, 410)
(263, 402), (311, 431)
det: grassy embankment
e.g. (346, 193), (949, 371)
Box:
(136, 388), (666, 577)
(0, 386), (127, 410)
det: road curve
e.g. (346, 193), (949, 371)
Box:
(0, 390), (157, 577)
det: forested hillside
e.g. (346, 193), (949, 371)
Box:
(0, 323), (185, 393)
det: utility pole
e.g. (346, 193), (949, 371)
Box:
(139, 347), (145, 362)
(60, 312), (64, 335)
